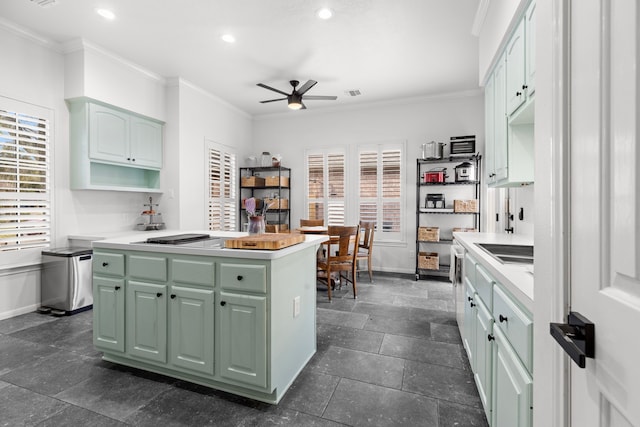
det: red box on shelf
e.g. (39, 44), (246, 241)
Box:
(423, 168), (447, 183)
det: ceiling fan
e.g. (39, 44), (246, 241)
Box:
(257, 80), (337, 110)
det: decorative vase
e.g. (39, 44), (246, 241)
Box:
(248, 216), (265, 235)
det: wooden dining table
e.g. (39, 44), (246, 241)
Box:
(296, 226), (329, 234)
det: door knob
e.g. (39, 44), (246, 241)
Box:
(550, 311), (595, 368)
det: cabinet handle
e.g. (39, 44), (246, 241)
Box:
(220, 301), (227, 306)
(516, 91), (522, 96)
(156, 292), (163, 298)
(115, 286), (121, 291)
(470, 302), (476, 308)
(102, 262), (109, 267)
(237, 275), (243, 281)
(488, 334), (495, 342)
(499, 314), (508, 323)
(170, 294), (176, 299)
(522, 84), (528, 90)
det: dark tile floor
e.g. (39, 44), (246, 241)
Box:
(0, 274), (488, 426)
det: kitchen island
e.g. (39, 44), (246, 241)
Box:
(91, 230), (327, 404)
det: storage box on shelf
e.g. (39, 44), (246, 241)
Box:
(239, 166), (291, 232)
(415, 154), (481, 280)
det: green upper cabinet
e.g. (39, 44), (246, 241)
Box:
(525, 1), (536, 97)
(218, 291), (268, 390)
(506, 19), (526, 116)
(68, 98), (163, 192)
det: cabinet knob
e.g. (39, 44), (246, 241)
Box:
(516, 91), (522, 96)
(522, 84), (528, 90)
(470, 302), (476, 308)
(467, 296), (473, 302)
(102, 262), (109, 267)
(499, 314), (508, 323)
(220, 301), (227, 306)
(237, 275), (243, 281)
(115, 286), (121, 291)
(127, 157), (131, 161)
(170, 294), (176, 299)
(488, 334), (495, 342)
(132, 158), (136, 162)
(156, 292), (163, 298)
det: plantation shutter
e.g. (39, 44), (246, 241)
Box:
(305, 150), (345, 225)
(0, 107), (50, 252)
(207, 144), (236, 231)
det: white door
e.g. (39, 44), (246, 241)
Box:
(568, 1), (640, 426)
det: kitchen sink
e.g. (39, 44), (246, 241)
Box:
(475, 243), (534, 265)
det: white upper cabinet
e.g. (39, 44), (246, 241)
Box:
(506, 19), (526, 116)
(525, 1), (536, 97)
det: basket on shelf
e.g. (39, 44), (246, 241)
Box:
(453, 199), (478, 213)
(452, 227), (478, 233)
(265, 176), (289, 187)
(241, 176), (265, 187)
(265, 224), (289, 233)
(417, 252), (439, 270)
(263, 198), (289, 209)
(418, 226), (440, 242)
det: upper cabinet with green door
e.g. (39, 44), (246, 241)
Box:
(68, 98), (164, 192)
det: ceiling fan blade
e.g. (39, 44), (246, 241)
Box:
(259, 97), (288, 103)
(296, 80), (318, 95)
(303, 95), (338, 100)
(257, 83), (289, 96)
(301, 101), (307, 110)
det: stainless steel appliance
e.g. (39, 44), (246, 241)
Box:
(449, 135), (476, 155)
(454, 161), (476, 182)
(421, 141), (446, 159)
(40, 247), (93, 315)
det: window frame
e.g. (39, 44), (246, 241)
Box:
(205, 139), (237, 231)
(304, 147), (347, 226)
(0, 96), (53, 267)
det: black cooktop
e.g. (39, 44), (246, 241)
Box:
(146, 233), (211, 244)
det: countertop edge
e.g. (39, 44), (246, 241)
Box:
(453, 232), (534, 312)
(91, 230), (329, 260)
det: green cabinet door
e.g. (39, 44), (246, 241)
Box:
(126, 280), (167, 363)
(474, 299), (494, 422)
(170, 285), (214, 375)
(463, 279), (477, 368)
(492, 327), (533, 427)
(218, 291), (267, 389)
(130, 116), (163, 169)
(506, 18), (526, 116)
(93, 276), (125, 352)
(89, 103), (130, 163)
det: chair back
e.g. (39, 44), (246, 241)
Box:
(359, 221), (375, 250)
(300, 218), (324, 227)
(327, 225), (360, 263)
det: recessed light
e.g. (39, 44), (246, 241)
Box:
(316, 8), (334, 20)
(96, 8), (115, 20)
(221, 34), (236, 43)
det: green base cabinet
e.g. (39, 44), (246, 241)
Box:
(460, 252), (533, 426)
(218, 292), (267, 388)
(92, 245), (317, 404)
(93, 276), (125, 352)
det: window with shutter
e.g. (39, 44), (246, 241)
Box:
(305, 149), (345, 225)
(207, 141), (236, 231)
(358, 144), (403, 241)
(0, 102), (51, 255)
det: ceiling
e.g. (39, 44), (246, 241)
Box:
(1, 0), (481, 116)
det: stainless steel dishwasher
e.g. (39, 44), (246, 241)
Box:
(40, 247), (93, 315)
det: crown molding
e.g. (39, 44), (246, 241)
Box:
(472, 0), (491, 36)
(0, 16), (63, 52)
(166, 77), (251, 119)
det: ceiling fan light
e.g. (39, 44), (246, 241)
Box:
(317, 8), (334, 20)
(288, 101), (303, 110)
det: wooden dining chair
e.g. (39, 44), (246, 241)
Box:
(356, 221), (375, 282)
(300, 218), (324, 227)
(317, 225), (360, 301)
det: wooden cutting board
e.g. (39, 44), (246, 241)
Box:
(224, 233), (305, 250)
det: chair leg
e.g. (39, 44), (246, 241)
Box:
(351, 266), (357, 299)
(367, 255), (373, 282)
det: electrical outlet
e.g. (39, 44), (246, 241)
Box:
(293, 296), (300, 318)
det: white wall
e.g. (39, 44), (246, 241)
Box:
(253, 92), (484, 274)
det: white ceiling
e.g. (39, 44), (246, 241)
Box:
(2, 0), (481, 116)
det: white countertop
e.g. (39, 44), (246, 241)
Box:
(453, 232), (534, 312)
(91, 230), (328, 260)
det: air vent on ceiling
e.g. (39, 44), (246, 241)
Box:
(344, 90), (362, 97)
(30, 0), (57, 7)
